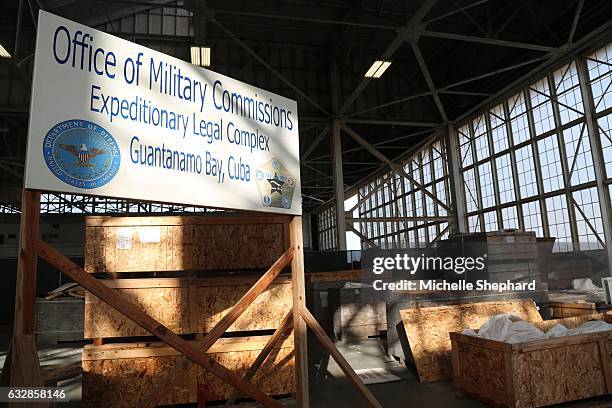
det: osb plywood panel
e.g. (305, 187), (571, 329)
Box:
(82, 356), (196, 407)
(456, 341), (508, 400)
(84, 278), (292, 338)
(197, 283), (292, 332)
(190, 223), (285, 270)
(85, 217), (288, 273)
(400, 300), (541, 383)
(197, 347), (294, 401)
(84, 287), (191, 338)
(525, 342), (608, 407)
(82, 337), (293, 407)
(85, 226), (173, 272)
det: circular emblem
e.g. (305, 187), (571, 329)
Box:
(282, 196), (291, 209)
(42, 120), (121, 189)
(263, 195), (271, 206)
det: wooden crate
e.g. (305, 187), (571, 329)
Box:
(549, 301), (612, 318)
(36, 298), (84, 344)
(451, 314), (612, 408)
(398, 299), (542, 383)
(84, 215), (290, 273)
(82, 335), (294, 407)
(84, 276), (292, 338)
(332, 287), (386, 341)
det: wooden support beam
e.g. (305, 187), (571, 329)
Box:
(300, 307), (382, 408)
(225, 309), (294, 406)
(1, 190), (41, 389)
(13, 189), (40, 336)
(36, 239), (282, 408)
(290, 216), (309, 408)
(140, 247), (294, 408)
(8, 334), (49, 408)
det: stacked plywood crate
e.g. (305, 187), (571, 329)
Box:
(387, 230), (549, 365)
(81, 216), (295, 407)
(451, 313), (612, 407)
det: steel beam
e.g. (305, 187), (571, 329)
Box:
(420, 30), (556, 52)
(201, 7), (331, 117)
(409, 40), (447, 122)
(576, 56), (612, 274)
(302, 124), (330, 161)
(568, 0), (584, 44)
(341, 123), (451, 212)
(345, 118), (438, 127)
(213, 10), (396, 30)
(345, 223), (378, 249)
(455, 18), (612, 124)
(345, 216), (455, 223)
(446, 124), (467, 233)
(332, 120), (346, 250)
(337, 0), (438, 115)
(425, 0), (489, 24)
(348, 57), (545, 117)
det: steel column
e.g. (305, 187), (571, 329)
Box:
(577, 56), (612, 274)
(332, 120), (347, 250)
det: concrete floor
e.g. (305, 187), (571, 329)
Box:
(1, 327), (611, 407)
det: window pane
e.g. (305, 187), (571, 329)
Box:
(478, 161), (495, 209)
(463, 168), (479, 212)
(596, 113), (612, 178)
(529, 78), (556, 135)
(587, 42), (612, 113)
(490, 103), (508, 153)
(496, 154), (515, 204)
(515, 145), (538, 198)
(563, 123), (595, 186)
(545, 195), (573, 252)
(501, 206), (518, 229)
(553, 62), (584, 124)
(468, 214), (481, 233)
(522, 200), (543, 237)
(573, 187), (604, 250)
(483, 210), (498, 232)
(458, 125), (473, 168)
(473, 115), (490, 161)
(538, 135), (564, 192)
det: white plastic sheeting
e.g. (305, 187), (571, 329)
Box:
(462, 314), (612, 343)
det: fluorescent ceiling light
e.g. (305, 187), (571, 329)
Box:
(364, 60), (391, 78)
(0, 43), (11, 59)
(190, 46), (211, 68)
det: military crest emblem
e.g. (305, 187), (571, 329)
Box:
(42, 120), (121, 189)
(255, 158), (296, 209)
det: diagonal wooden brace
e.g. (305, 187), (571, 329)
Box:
(140, 247), (294, 408)
(225, 308), (294, 406)
(300, 306), (383, 408)
(37, 239), (283, 408)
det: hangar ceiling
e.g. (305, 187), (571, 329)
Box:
(1, 0), (611, 211)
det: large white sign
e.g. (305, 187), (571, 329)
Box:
(25, 11), (302, 215)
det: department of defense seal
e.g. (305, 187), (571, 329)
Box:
(42, 120), (121, 189)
